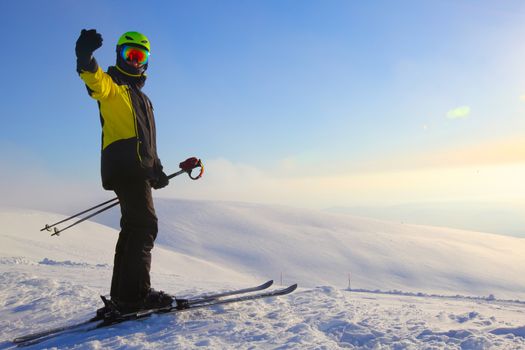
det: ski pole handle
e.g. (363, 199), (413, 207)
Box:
(176, 158), (204, 180)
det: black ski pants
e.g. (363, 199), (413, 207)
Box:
(110, 179), (158, 303)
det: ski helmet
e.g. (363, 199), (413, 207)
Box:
(116, 31), (150, 77)
(117, 31), (150, 52)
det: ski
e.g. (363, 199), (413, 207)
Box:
(16, 283), (297, 347)
(104, 283), (298, 326)
(186, 279), (274, 305)
(12, 280), (279, 346)
(14, 319), (99, 347)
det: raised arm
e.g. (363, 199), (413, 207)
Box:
(75, 29), (116, 100)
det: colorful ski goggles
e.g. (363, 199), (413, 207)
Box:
(121, 45), (150, 65)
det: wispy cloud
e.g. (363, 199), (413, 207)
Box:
(447, 106), (471, 120)
(404, 137), (525, 170)
(350, 137), (525, 174)
(158, 145), (525, 209)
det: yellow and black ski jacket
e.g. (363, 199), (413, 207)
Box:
(79, 63), (163, 190)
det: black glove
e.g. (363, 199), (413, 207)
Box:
(75, 29), (102, 73)
(75, 29), (103, 58)
(151, 171), (169, 190)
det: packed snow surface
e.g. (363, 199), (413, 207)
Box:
(1, 199), (525, 349)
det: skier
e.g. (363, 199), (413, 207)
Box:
(75, 29), (173, 315)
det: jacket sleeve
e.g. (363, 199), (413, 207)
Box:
(79, 66), (118, 101)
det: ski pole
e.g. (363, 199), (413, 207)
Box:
(49, 200), (121, 236)
(43, 158), (204, 236)
(41, 167), (193, 233)
(40, 197), (119, 233)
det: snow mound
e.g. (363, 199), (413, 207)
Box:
(490, 326), (525, 338)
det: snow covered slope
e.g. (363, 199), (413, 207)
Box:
(0, 209), (255, 291)
(1, 203), (525, 349)
(150, 199), (525, 300)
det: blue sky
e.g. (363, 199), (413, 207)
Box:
(2, 1), (525, 235)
